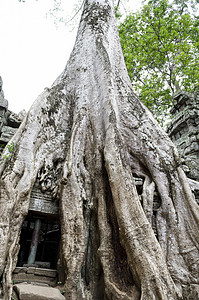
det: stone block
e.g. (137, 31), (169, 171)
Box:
(29, 180), (59, 215)
(13, 274), (56, 286)
(13, 273), (35, 282)
(13, 267), (27, 274)
(34, 268), (57, 278)
(13, 267), (57, 287)
(30, 282), (49, 287)
(35, 276), (56, 286)
(14, 283), (65, 300)
(0, 126), (17, 143)
(34, 261), (51, 269)
(26, 267), (36, 274)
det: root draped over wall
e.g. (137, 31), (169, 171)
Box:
(0, 0), (199, 299)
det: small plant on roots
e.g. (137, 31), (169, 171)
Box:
(1, 142), (15, 159)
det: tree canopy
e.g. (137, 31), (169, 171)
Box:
(118, 0), (199, 122)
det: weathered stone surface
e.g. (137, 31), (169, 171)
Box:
(26, 267), (37, 274)
(0, 77), (8, 110)
(0, 76), (25, 155)
(0, 125), (18, 143)
(24, 157), (60, 214)
(13, 267), (57, 287)
(34, 262), (51, 269)
(34, 268), (57, 278)
(29, 180), (59, 215)
(23, 262), (51, 269)
(167, 90), (199, 181)
(0, 98), (8, 110)
(7, 111), (24, 127)
(14, 283), (65, 300)
(29, 282), (49, 287)
(13, 273), (36, 282)
(13, 267), (28, 274)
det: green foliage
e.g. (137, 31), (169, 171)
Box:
(118, 0), (199, 122)
(1, 142), (15, 159)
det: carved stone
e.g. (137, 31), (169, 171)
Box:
(29, 180), (59, 215)
(0, 125), (18, 143)
(167, 90), (199, 181)
(12, 267), (57, 287)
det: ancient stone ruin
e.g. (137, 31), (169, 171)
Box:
(0, 76), (25, 150)
(167, 90), (199, 181)
(1, 76), (199, 299)
(11, 179), (64, 300)
(0, 77), (64, 300)
(167, 90), (199, 204)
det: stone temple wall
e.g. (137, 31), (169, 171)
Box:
(167, 90), (199, 181)
(0, 76), (59, 216)
(0, 76), (25, 148)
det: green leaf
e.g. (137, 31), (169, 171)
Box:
(118, 0), (199, 122)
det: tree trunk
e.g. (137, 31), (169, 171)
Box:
(0, 0), (199, 299)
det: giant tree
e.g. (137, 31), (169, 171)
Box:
(0, 0), (199, 299)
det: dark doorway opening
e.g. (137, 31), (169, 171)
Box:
(17, 213), (60, 269)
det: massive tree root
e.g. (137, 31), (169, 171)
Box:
(0, 0), (199, 299)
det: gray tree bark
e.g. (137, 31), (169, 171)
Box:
(0, 0), (199, 299)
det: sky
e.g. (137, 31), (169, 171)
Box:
(0, 0), (141, 113)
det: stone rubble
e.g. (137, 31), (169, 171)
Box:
(13, 283), (65, 300)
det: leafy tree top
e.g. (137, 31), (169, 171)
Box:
(118, 0), (199, 124)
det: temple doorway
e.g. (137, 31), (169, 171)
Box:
(17, 213), (60, 269)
